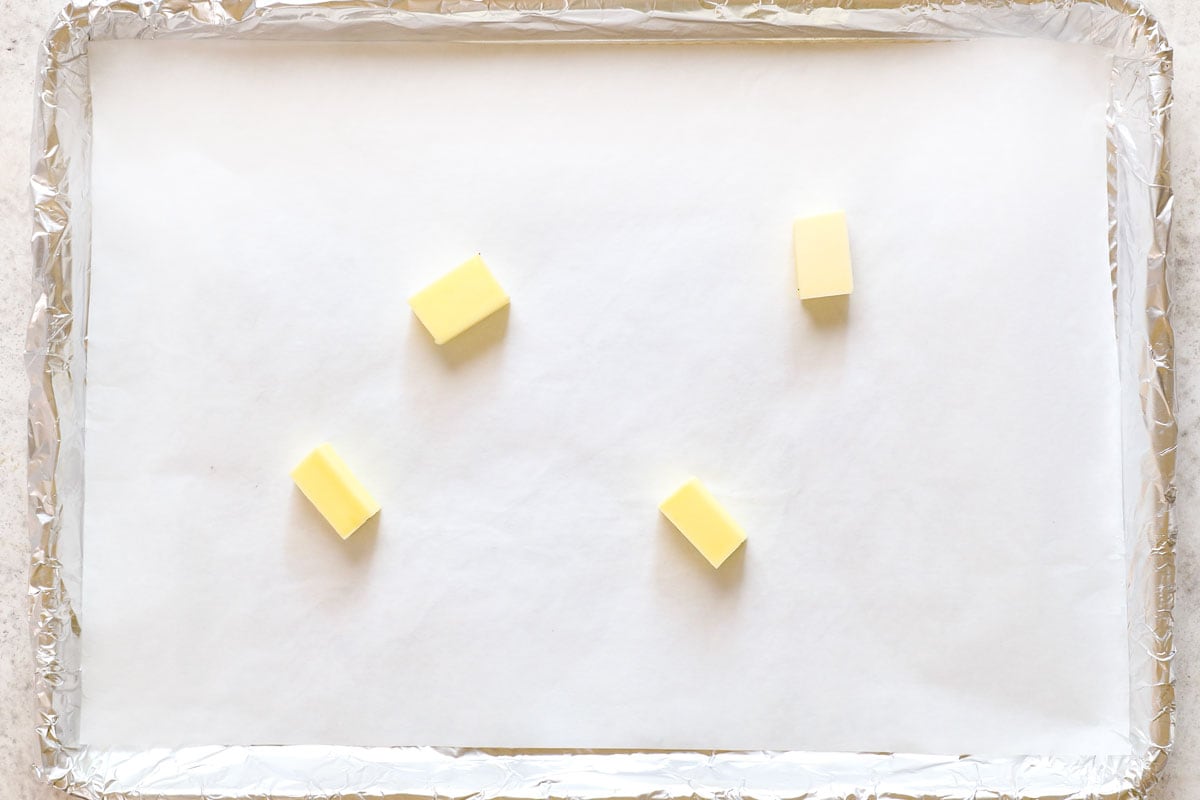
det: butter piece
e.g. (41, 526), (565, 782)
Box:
(408, 255), (510, 344)
(291, 444), (380, 539)
(793, 211), (853, 299)
(659, 478), (747, 568)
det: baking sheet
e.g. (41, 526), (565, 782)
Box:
(80, 36), (1127, 755)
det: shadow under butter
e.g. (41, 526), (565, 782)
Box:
(656, 512), (746, 593)
(801, 294), (850, 328)
(286, 487), (380, 565)
(411, 304), (510, 370)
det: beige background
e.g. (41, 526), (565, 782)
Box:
(0, 1), (1196, 796)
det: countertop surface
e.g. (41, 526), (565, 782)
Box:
(0, 1), (1197, 797)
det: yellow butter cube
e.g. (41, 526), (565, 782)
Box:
(793, 211), (854, 299)
(408, 255), (510, 345)
(659, 478), (747, 568)
(290, 444), (380, 539)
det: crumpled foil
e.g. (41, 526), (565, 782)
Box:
(27, 1), (1175, 798)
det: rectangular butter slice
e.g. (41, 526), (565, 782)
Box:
(408, 255), (510, 345)
(793, 211), (854, 299)
(659, 478), (747, 568)
(291, 444), (380, 539)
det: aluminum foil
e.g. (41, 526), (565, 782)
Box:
(27, 1), (1176, 798)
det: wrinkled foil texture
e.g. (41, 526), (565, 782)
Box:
(27, 1), (1175, 799)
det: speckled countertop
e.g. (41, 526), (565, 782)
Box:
(0, 1), (1197, 797)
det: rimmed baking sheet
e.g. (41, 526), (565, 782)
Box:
(28, 2), (1175, 799)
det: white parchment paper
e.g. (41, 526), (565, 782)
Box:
(82, 37), (1127, 755)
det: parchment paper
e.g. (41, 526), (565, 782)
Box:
(82, 37), (1127, 755)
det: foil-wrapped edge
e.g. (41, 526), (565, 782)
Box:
(26, 1), (1176, 799)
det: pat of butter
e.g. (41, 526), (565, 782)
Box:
(659, 478), (747, 569)
(291, 444), (380, 539)
(408, 255), (510, 345)
(793, 211), (853, 299)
